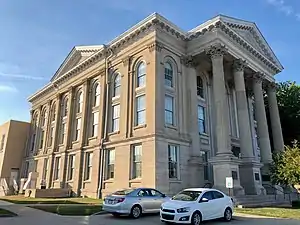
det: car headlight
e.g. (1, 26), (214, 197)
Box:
(177, 207), (190, 213)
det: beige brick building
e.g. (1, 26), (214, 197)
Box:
(0, 120), (30, 196)
(23, 13), (284, 198)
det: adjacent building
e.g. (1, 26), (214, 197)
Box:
(23, 13), (284, 198)
(0, 120), (30, 196)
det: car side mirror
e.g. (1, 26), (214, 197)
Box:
(162, 194), (166, 198)
(200, 197), (209, 203)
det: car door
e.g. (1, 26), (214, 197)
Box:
(212, 191), (227, 218)
(137, 189), (154, 212)
(149, 189), (166, 211)
(198, 191), (216, 220)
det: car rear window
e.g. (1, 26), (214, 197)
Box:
(172, 191), (202, 201)
(113, 189), (134, 195)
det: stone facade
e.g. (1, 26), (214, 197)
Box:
(0, 120), (30, 195)
(23, 13), (284, 198)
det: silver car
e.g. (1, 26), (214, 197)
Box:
(102, 187), (170, 218)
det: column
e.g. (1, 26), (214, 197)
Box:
(42, 101), (52, 153)
(233, 59), (254, 159)
(252, 73), (272, 164)
(65, 87), (75, 149)
(80, 79), (90, 147)
(206, 44), (231, 155)
(206, 44), (244, 196)
(33, 106), (42, 154)
(52, 94), (62, 151)
(267, 82), (284, 152)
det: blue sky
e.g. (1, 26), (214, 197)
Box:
(0, 0), (299, 124)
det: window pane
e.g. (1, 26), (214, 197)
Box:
(197, 76), (204, 98)
(94, 83), (101, 107)
(164, 62), (173, 87)
(137, 95), (145, 110)
(168, 145), (178, 179)
(113, 75), (121, 97)
(165, 96), (173, 111)
(137, 111), (146, 125)
(137, 62), (146, 87)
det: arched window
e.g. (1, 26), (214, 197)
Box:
(197, 76), (204, 98)
(137, 62), (146, 87)
(164, 62), (173, 87)
(113, 74), (121, 97)
(62, 97), (68, 117)
(41, 108), (47, 127)
(76, 91), (83, 114)
(93, 83), (100, 107)
(50, 103), (56, 122)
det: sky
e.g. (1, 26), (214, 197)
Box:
(0, 0), (299, 124)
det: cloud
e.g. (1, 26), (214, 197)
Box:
(266, 0), (300, 20)
(0, 72), (46, 81)
(0, 85), (18, 93)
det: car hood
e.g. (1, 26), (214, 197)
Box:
(162, 200), (193, 209)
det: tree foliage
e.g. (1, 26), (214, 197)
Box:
(266, 81), (300, 145)
(270, 141), (300, 187)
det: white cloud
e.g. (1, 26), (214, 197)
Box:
(0, 72), (46, 80)
(0, 85), (18, 93)
(266, 0), (300, 20)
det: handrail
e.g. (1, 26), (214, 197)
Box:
(263, 183), (297, 203)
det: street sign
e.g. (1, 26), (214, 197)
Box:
(226, 177), (233, 189)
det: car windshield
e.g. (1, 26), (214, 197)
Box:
(172, 191), (202, 201)
(112, 189), (135, 195)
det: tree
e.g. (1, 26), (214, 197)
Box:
(265, 81), (300, 146)
(270, 140), (300, 187)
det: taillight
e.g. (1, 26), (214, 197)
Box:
(116, 198), (125, 203)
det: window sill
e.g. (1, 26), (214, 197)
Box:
(88, 136), (97, 141)
(133, 124), (147, 130)
(108, 131), (120, 136)
(197, 96), (206, 101)
(58, 144), (64, 147)
(165, 124), (177, 130)
(129, 178), (142, 182)
(66, 180), (74, 183)
(112, 96), (120, 101)
(169, 179), (181, 183)
(199, 133), (209, 137)
(165, 85), (175, 91)
(72, 140), (80, 144)
(83, 180), (91, 183)
(135, 86), (146, 92)
(104, 179), (114, 183)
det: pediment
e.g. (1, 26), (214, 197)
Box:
(50, 45), (104, 82)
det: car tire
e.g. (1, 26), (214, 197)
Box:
(130, 205), (142, 219)
(223, 207), (232, 222)
(191, 211), (202, 225)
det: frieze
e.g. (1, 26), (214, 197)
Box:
(148, 41), (164, 52)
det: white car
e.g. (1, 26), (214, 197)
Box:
(160, 188), (234, 225)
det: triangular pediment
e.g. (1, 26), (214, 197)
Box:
(50, 45), (104, 82)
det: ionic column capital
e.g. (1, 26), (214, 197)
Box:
(233, 59), (247, 72)
(205, 44), (227, 59)
(266, 81), (277, 92)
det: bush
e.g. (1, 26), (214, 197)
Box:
(292, 200), (300, 208)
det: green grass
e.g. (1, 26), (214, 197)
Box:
(0, 195), (102, 205)
(29, 205), (103, 216)
(236, 207), (300, 220)
(0, 208), (17, 217)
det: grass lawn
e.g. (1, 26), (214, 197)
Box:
(0, 208), (17, 217)
(235, 207), (300, 220)
(0, 195), (102, 205)
(29, 205), (103, 216)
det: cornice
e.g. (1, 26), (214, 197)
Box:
(28, 13), (282, 103)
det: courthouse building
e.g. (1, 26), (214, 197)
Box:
(23, 13), (284, 197)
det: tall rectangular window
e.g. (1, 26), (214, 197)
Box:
(84, 152), (93, 180)
(39, 130), (45, 149)
(92, 112), (99, 137)
(31, 134), (36, 151)
(0, 134), (5, 150)
(201, 151), (209, 181)
(107, 150), (115, 179)
(48, 127), (54, 147)
(54, 157), (60, 180)
(74, 118), (81, 141)
(165, 95), (174, 125)
(197, 105), (206, 134)
(168, 145), (179, 179)
(59, 123), (66, 144)
(23, 161), (29, 178)
(132, 145), (142, 179)
(42, 158), (48, 180)
(136, 95), (146, 125)
(112, 104), (120, 132)
(67, 155), (75, 181)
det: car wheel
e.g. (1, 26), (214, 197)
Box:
(112, 213), (121, 217)
(191, 211), (202, 225)
(224, 207), (232, 222)
(130, 205), (142, 219)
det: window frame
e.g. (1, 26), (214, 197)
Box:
(113, 74), (121, 97)
(168, 144), (179, 179)
(135, 95), (146, 126)
(106, 149), (115, 180)
(54, 157), (60, 180)
(112, 104), (120, 132)
(67, 155), (75, 181)
(84, 152), (93, 181)
(164, 62), (173, 88)
(131, 144), (142, 179)
(197, 105), (206, 134)
(165, 95), (174, 126)
(136, 62), (146, 88)
(197, 76), (204, 99)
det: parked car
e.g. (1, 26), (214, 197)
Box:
(102, 187), (170, 218)
(160, 188), (234, 225)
